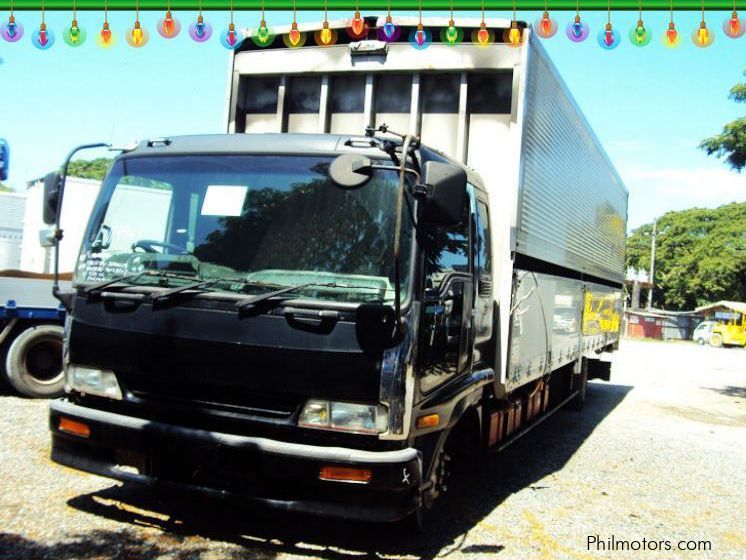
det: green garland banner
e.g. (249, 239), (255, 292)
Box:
(3, 1), (740, 10)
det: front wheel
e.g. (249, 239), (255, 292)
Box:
(709, 334), (723, 348)
(696, 337), (705, 345)
(5, 325), (65, 398)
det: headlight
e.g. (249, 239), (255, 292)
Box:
(299, 399), (388, 435)
(65, 364), (123, 400)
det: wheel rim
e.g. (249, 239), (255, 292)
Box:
(23, 336), (63, 384)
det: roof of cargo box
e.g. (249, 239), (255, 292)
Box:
(234, 16), (528, 53)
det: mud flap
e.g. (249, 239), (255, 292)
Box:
(587, 359), (611, 381)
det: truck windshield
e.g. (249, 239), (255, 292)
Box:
(77, 154), (412, 305)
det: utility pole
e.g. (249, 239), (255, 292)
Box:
(647, 219), (657, 309)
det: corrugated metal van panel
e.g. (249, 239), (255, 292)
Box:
(517, 39), (627, 285)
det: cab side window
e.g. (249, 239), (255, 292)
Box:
(423, 199), (471, 290)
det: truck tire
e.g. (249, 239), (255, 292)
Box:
(5, 325), (65, 398)
(709, 334), (723, 348)
(568, 359), (588, 411)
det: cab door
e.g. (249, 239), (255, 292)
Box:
(418, 190), (474, 395)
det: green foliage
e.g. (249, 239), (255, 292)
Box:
(65, 158), (113, 181)
(700, 71), (746, 171)
(0, 183), (11, 192)
(626, 203), (746, 310)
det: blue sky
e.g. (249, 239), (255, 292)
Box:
(0, 9), (744, 229)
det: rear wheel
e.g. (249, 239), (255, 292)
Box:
(709, 334), (723, 348)
(5, 325), (65, 398)
(696, 337), (705, 345)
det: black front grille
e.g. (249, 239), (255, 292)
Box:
(119, 375), (299, 418)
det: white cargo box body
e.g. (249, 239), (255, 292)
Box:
(226, 17), (627, 393)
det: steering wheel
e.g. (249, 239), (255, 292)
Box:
(131, 239), (188, 254)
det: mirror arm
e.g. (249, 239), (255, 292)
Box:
(392, 134), (420, 337)
(51, 142), (111, 304)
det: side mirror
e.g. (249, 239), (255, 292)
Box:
(329, 154), (373, 189)
(0, 139), (8, 182)
(421, 161), (467, 226)
(43, 172), (62, 225)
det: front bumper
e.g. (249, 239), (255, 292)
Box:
(50, 399), (421, 522)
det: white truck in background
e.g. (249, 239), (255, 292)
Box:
(0, 175), (101, 397)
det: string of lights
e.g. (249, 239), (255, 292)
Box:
(2, 2), (743, 50)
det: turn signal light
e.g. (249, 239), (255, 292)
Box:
(319, 465), (372, 484)
(59, 417), (90, 438)
(416, 413), (440, 429)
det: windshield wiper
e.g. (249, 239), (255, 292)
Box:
(150, 278), (223, 303)
(235, 282), (384, 312)
(83, 271), (199, 299)
(235, 283), (316, 312)
(84, 273), (145, 297)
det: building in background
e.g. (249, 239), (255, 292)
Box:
(0, 191), (25, 270)
(623, 309), (703, 341)
(21, 177), (101, 273)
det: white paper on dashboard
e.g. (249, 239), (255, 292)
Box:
(201, 185), (248, 216)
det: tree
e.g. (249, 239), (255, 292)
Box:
(65, 158), (113, 181)
(700, 71), (746, 171)
(626, 203), (746, 310)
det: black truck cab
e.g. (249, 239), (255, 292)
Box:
(49, 133), (495, 522)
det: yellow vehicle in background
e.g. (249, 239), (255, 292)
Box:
(710, 313), (746, 347)
(583, 291), (621, 336)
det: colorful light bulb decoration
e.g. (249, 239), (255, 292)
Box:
(378, 0), (400, 42)
(723, 3), (745, 38)
(662, 22), (679, 47)
(32, 22), (54, 50)
(662, 0), (680, 48)
(63, 19), (86, 47)
(351, 13), (364, 36)
(629, 19), (651, 46)
(221, 22), (242, 49)
(249, 0), (272, 46)
(220, 0), (242, 50)
(126, 20), (149, 47)
(503, 2), (522, 48)
(504, 21), (522, 47)
(189, 15), (213, 42)
(315, 2), (337, 47)
(692, 0), (715, 47)
(629, 2), (651, 47)
(1, 2), (23, 42)
(598, 22), (620, 49)
(157, 3), (181, 39)
(535, 1), (558, 39)
(32, 2), (54, 50)
(442, 20), (461, 44)
(692, 20), (714, 47)
(97, 21), (115, 48)
(409, 1), (430, 49)
(96, 0), (115, 48)
(283, 0), (306, 49)
(63, 0), (86, 47)
(566, 1), (589, 43)
(347, 1), (367, 40)
(473, 0), (493, 46)
(474, 22), (490, 46)
(189, 1), (213, 42)
(126, 0), (149, 47)
(597, 2), (620, 50)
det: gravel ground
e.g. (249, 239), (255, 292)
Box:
(1, 339), (744, 560)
